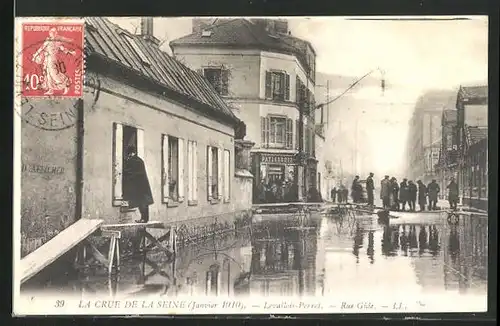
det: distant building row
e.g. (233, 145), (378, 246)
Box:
(405, 85), (487, 211)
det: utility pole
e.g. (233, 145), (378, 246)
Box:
(326, 80), (330, 128)
(354, 119), (358, 175)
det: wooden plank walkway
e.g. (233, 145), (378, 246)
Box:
(100, 221), (164, 231)
(20, 218), (104, 284)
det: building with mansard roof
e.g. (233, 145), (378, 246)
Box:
(20, 17), (253, 256)
(170, 18), (319, 203)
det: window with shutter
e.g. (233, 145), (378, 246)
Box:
(223, 149), (230, 202)
(178, 138), (185, 203)
(295, 120), (300, 150)
(187, 140), (198, 205)
(162, 134), (169, 203)
(164, 135), (181, 206)
(265, 71), (272, 99)
(112, 123), (124, 206)
(261, 117), (267, 147)
(207, 146), (213, 201)
(116, 124), (141, 207)
(286, 118), (293, 149)
(285, 73), (290, 101)
(217, 148), (223, 200)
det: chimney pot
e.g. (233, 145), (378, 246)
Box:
(140, 17), (160, 47)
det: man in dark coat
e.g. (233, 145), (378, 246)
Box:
(380, 175), (391, 209)
(399, 178), (409, 211)
(366, 172), (375, 206)
(342, 186), (349, 203)
(447, 177), (459, 210)
(391, 177), (400, 211)
(123, 145), (154, 223)
(331, 187), (337, 203)
(427, 179), (440, 210)
(417, 180), (427, 212)
(351, 176), (362, 203)
(408, 180), (417, 212)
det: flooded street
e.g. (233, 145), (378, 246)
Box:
(22, 210), (488, 301)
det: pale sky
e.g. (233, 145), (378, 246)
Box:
(110, 16), (488, 178)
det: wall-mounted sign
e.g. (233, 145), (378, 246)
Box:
(261, 154), (296, 165)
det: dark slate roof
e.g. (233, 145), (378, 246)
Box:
(170, 19), (315, 74)
(466, 126), (487, 146)
(84, 17), (238, 123)
(459, 85), (488, 101)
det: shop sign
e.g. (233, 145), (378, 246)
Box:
(261, 154), (295, 165)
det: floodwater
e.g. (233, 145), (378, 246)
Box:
(21, 209), (488, 301)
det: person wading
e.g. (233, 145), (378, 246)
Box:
(380, 175), (391, 209)
(417, 180), (427, 212)
(399, 178), (409, 211)
(446, 177), (459, 210)
(427, 179), (440, 210)
(408, 180), (417, 212)
(366, 172), (375, 206)
(123, 145), (154, 223)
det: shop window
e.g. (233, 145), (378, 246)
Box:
(261, 116), (293, 149)
(223, 149), (230, 203)
(162, 135), (185, 206)
(202, 68), (229, 96)
(112, 123), (144, 206)
(265, 71), (290, 101)
(187, 140), (198, 205)
(207, 146), (222, 203)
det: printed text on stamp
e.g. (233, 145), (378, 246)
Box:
(21, 22), (84, 98)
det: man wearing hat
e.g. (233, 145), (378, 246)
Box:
(366, 172), (375, 206)
(123, 145), (154, 223)
(380, 175), (391, 209)
(427, 179), (440, 211)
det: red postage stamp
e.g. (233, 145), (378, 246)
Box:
(21, 22), (84, 98)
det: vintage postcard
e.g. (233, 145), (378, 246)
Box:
(13, 16), (489, 316)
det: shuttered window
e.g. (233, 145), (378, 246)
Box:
(113, 123), (143, 207)
(207, 146), (220, 202)
(223, 149), (230, 202)
(162, 135), (184, 205)
(265, 70), (290, 101)
(286, 118), (293, 149)
(261, 116), (270, 148)
(112, 123), (124, 206)
(187, 140), (198, 204)
(295, 120), (300, 150)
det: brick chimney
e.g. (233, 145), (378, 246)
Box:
(140, 17), (160, 46)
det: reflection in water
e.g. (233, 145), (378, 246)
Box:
(21, 212), (488, 299)
(352, 223), (363, 263)
(367, 231), (374, 264)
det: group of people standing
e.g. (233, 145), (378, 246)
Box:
(330, 184), (349, 203)
(379, 176), (458, 212)
(330, 172), (460, 212)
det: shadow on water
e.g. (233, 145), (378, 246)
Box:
(21, 209), (488, 298)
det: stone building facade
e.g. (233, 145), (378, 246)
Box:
(170, 18), (318, 203)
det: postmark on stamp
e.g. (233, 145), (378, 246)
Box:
(21, 21), (84, 98)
